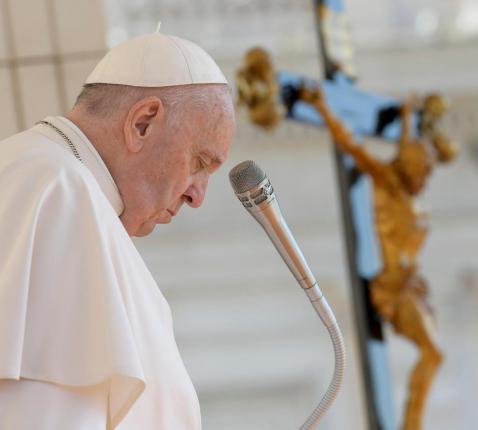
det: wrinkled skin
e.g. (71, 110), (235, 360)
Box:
(69, 84), (236, 237)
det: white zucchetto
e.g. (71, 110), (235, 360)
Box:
(86, 30), (227, 87)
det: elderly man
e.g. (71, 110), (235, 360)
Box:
(0, 31), (235, 429)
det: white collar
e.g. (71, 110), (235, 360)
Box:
(37, 116), (125, 216)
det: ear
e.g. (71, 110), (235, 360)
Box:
(123, 96), (164, 153)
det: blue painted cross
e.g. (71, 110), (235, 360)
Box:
(273, 1), (423, 428)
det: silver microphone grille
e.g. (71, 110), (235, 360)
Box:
(229, 160), (267, 194)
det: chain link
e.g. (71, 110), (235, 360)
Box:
(37, 120), (84, 164)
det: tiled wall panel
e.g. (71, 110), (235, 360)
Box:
(54, 0), (106, 54)
(18, 63), (61, 126)
(0, 68), (19, 138)
(7, 0), (53, 58)
(0, 0), (106, 137)
(0, 2), (9, 60)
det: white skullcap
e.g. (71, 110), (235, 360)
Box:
(86, 31), (227, 87)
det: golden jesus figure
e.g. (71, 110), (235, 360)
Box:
(299, 87), (456, 430)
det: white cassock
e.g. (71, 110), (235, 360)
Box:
(0, 117), (201, 429)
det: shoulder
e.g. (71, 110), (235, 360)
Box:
(0, 130), (107, 230)
(1, 129), (82, 171)
(0, 129), (95, 196)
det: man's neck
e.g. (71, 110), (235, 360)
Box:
(66, 109), (123, 183)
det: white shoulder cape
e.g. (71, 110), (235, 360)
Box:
(0, 130), (182, 428)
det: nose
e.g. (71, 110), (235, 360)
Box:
(183, 175), (209, 208)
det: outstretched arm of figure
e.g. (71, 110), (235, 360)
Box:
(399, 102), (411, 146)
(300, 86), (386, 180)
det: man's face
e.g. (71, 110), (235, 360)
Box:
(119, 89), (235, 237)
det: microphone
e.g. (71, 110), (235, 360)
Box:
(228, 160), (334, 323)
(229, 160), (345, 429)
(229, 159), (317, 289)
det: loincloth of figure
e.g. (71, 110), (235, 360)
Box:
(370, 268), (435, 337)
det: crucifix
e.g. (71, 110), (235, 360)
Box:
(235, 1), (456, 429)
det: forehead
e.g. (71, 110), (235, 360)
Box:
(183, 88), (235, 154)
(191, 113), (235, 162)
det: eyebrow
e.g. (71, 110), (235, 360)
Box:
(201, 149), (225, 167)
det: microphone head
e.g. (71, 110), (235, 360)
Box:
(229, 160), (267, 194)
(229, 160), (275, 209)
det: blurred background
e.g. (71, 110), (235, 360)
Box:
(1, 0), (477, 428)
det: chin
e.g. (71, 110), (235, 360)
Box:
(133, 222), (157, 237)
(156, 218), (172, 225)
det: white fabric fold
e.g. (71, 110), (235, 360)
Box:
(0, 378), (110, 429)
(0, 125), (201, 429)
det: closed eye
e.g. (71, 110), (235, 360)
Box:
(193, 157), (207, 173)
(195, 150), (224, 174)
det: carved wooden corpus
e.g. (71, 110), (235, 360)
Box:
(299, 85), (456, 430)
